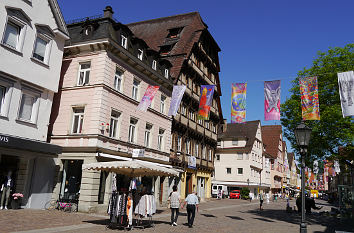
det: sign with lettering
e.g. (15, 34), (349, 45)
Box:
(0, 135), (9, 143)
(132, 149), (145, 158)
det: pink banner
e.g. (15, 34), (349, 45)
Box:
(137, 85), (160, 112)
(264, 80), (281, 121)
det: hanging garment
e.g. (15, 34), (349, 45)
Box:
(129, 179), (137, 191)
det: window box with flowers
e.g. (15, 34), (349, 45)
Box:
(11, 193), (23, 209)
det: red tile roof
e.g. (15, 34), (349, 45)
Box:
(261, 125), (282, 158)
(127, 12), (213, 79)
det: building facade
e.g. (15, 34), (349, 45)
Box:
(128, 12), (223, 200)
(261, 125), (284, 195)
(0, 0), (68, 209)
(49, 7), (178, 212)
(213, 121), (271, 199)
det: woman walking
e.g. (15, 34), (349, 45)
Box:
(168, 185), (180, 226)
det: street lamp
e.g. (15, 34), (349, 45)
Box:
(294, 121), (312, 233)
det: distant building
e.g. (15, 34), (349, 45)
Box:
(0, 0), (68, 209)
(213, 121), (271, 198)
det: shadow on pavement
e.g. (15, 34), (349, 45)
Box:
(253, 217), (275, 222)
(226, 216), (244, 220)
(245, 208), (354, 233)
(201, 213), (216, 218)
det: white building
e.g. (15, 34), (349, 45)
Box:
(213, 121), (271, 199)
(0, 0), (68, 209)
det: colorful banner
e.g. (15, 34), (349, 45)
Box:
(264, 80), (281, 121)
(137, 85), (159, 112)
(231, 83), (247, 123)
(299, 77), (320, 120)
(338, 71), (354, 117)
(168, 85), (186, 116)
(197, 85), (215, 120)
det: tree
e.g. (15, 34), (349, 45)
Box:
(281, 44), (354, 161)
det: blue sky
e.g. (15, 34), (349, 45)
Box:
(59, 0), (354, 151)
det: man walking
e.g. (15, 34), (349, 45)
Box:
(182, 191), (199, 228)
(259, 193), (264, 210)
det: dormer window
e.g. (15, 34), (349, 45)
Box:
(167, 27), (183, 38)
(164, 68), (169, 78)
(160, 44), (174, 55)
(152, 60), (157, 70)
(137, 49), (143, 60)
(121, 35), (127, 49)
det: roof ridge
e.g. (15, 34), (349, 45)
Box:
(127, 11), (200, 26)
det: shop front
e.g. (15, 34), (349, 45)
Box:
(0, 134), (61, 209)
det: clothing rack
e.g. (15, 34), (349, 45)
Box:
(107, 182), (156, 230)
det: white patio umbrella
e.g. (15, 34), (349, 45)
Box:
(82, 160), (179, 177)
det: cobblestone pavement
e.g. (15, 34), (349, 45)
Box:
(1, 199), (353, 233)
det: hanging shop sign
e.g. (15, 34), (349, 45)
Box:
(188, 156), (196, 169)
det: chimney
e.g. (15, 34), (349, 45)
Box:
(103, 6), (114, 19)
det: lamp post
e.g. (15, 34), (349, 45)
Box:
(294, 121), (312, 233)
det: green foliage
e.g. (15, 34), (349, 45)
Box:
(241, 187), (250, 199)
(281, 44), (354, 162)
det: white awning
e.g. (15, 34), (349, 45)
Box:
(83, 160), (179, 177)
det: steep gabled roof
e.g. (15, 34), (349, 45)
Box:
(48, 0), (69, 37)
(127, 12), (219, 79)
(261, 125), (282, 159)
(218, 120), (260, 153)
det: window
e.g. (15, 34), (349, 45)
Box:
(198, 118), (203, 125)
(137, 49), (143, 60)
(232, 140), (238, 146)
(0, 81), (13, 117)
(121, 35), (127, 49)
(160, 44), (174, 55)
(167, 27), (183, 38)
(213, 124), (217, 133)
(193, 143), (198, 157)
(177, 135), (182, 152)
(98, 171), (108, 204)
(160, 95), (166, 114)
(238, 168), (243, 174)
(209, 149), (212, 161)
(238, 153), (243, 160)
(164, 69), (169, 78)
(109, 110), (120, 138)
(181, 105), (187, 116)
(132, 79), (140, 100)
(3, 22), (20, 49)
(245, 154), (249, 160)
(18, 91), (40, 123)
(71, 107), (84, 134)
(114, 69), (123, 92)
(32, 35), (51, 63)
(185, 138), (190, 154)
(152, 60), (157, 70)
(77, 62), (91, 86)
(157, 129), (164, 151)
(216, 154), (220, 161)
(189, 110), (195, 121)
(226, 168), (231, 174)
(202, 145), (206, 160)
(205, 121), (210, 130)
(128, 118), (138, 143)
(144, 123), (152, 147)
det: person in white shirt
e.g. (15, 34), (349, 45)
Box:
(182, 191), (199, 228)
(168, 185), (180, 226)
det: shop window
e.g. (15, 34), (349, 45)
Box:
(60, 160), (83, 200)
(98, 171), (108, 204)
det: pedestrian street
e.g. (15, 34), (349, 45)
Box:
(1, 198), (353, 233)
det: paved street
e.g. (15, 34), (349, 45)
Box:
(0, 199), (353, 233)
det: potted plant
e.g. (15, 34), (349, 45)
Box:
(11, 193), (23, 209)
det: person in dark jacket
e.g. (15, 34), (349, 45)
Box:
(296, 194), (322, 214)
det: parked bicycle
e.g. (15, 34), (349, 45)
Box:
(45, 193), (79, 212)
